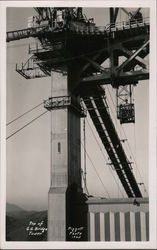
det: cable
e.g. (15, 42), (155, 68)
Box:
(54, 106), (111, 197)
(102, 86), (148, 196)
(122, 125), (148, 195)
(62, 108), (110, 197)
(106, 85), (131, 156)
(133, 124), (137, 177)
(83, 118), (87, 189)
(107, 85), (136, 157)
(6, 102), (43, 126)
(81, 141), (110, 198)
(106, 85), (148, 195)
(6, 110), (48, 140)
(61, 102), (121, 197)
(82, 118), (89, 195)
(50, 71), (53, 186)
(86, 117), (125, 198)
(82, 170), (90, 195)
(62, 102), (122, 197)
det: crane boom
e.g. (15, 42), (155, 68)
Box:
(7, 26), (48, 42)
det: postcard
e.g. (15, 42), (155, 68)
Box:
(0, 0), (156, 249)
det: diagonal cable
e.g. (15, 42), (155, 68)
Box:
(7, 101), (43, 126)
(6, 110), (48, 140)
(86, 118), (125, 198)
(81, 141), (110, 198)
(106, 85), (148, 195)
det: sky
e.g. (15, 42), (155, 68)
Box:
(6, 7), (149, 211)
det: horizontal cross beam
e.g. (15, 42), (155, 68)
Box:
(81, 70), (149, 86)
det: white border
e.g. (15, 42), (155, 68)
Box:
(0, 0), (156, 249)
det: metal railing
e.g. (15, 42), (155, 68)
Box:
(70, 17), (149, 35)
(106, 17), (149, 32)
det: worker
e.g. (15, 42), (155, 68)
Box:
(56, 9), (64, 28)
(76, 8), (83, 20)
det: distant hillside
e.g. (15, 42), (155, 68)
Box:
(6, 203), (47, 241)
(6, 202), (25, 213)
(6, 202), (36, 219)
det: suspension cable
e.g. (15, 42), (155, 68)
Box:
(81, 141), (110, 198)
(122, 125), (148, 195)
(86, 117), (125, 198)
(108, 86), (148, 194)
(82, 170), (90, 196)
(106, 85), (131, 156)
(83, 118), (87, 190)
(6, 110), (48, 140)
(106, 85), (148, 195)
(61, 107), (111, 197)
(50, 71), (53, 186)
(7, 101), (43, 126)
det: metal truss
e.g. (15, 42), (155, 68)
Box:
(16, 55), (50, 79)
(81, 35), (149, 87)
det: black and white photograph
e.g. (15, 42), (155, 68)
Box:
(0, 0), (156, 249)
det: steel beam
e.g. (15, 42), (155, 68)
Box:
(81, 70), (149, 85)
(131, 8), (142, 19)
(117, 41), (149, 72)
(84, 58), (108, 73)
(114, 8), (119, 23)
(110, 8), (119, 24)
(82, 50), (107, 73)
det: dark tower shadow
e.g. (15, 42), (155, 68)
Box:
(66, 183), (88, 241)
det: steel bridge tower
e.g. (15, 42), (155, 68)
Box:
(6, 7), (149, 241)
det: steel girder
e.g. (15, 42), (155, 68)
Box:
(81, 33), (149, 88)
